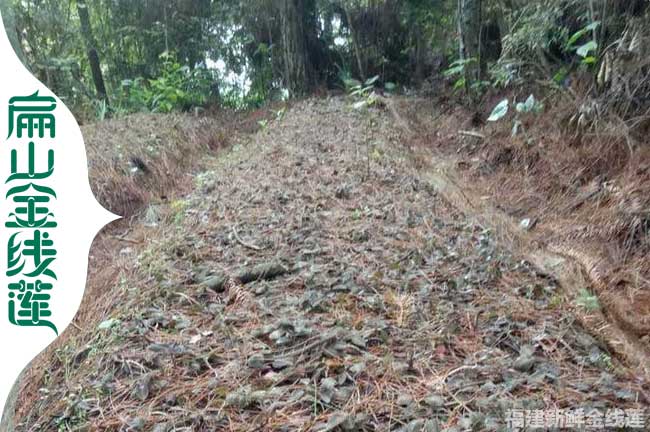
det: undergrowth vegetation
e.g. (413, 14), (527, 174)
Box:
(3, 0), (649, 143)
(117, 53), (217, 115)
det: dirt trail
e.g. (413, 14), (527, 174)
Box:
(10, 98), (649, 431)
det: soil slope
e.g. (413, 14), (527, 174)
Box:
(9, 98), (649, 431)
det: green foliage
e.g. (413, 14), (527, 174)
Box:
(118, 53), (214, 113)
(94, 99), (109, 121)
(487, 99), (509, 122)
(576, 288), (601, 311)
(347, 75), (380, 110)
(488, 94), (544, 137)
(497, 1), (607, 85)
(515, 94), (543, 114)
(501, 2), (571, 62)
(566, 21), (600, 48)
(350, 75), (379, 98)
(443, 57), (490, 93)
(576, 41), (597, 58)
(443, 58), (475, 90)
(7, 0), (647, 117)
(568, 22), (600, 65)
(489, 61), (524, 88)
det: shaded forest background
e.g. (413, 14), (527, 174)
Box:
(0, 0), (649, 136)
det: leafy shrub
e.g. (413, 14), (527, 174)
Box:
(492, 1), (604, 89)
(346, 75), (381, 110)
(501, 2), (571, 64)
(443, 58), (474, 90)
(118, 52), (216, 113)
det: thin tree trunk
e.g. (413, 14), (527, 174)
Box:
(163, 3), (169, 53)
(459, 0), (482, 91)
(77, 0), (109, 105)
(344, 3), (365, 81)
(457, 0), (466, 63)
(414, 25), (426, 86)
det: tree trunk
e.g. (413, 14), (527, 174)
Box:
(279, 0), (312, 96)
(343, 2), (365, 82)
(76, 0), (109, 105)
(457, 0), (466, 62)
(413, 25), (426, 86)
(458, 0), (483, 90)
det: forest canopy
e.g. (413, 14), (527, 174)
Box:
(1, 0), (649, 125)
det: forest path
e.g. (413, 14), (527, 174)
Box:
(13, 97), (649, 431)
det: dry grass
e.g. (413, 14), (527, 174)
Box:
(406, 89), (650, 342)
(83, 110), (257, 218)
(10, 107), (270, 430)
(10, 98), (648, 431)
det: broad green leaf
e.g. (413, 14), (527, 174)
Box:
(488, 99), (509, 122)
(364, 75), (379, 86)
(444, 64), (464, 77)
(576, 41), (598, 57)
(585, 21), (601, 32)
(516, 95), (542, 114)
(384, 82), (397, 91)
(567, 21), (600, 47)
(524, 94), (536, 111)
